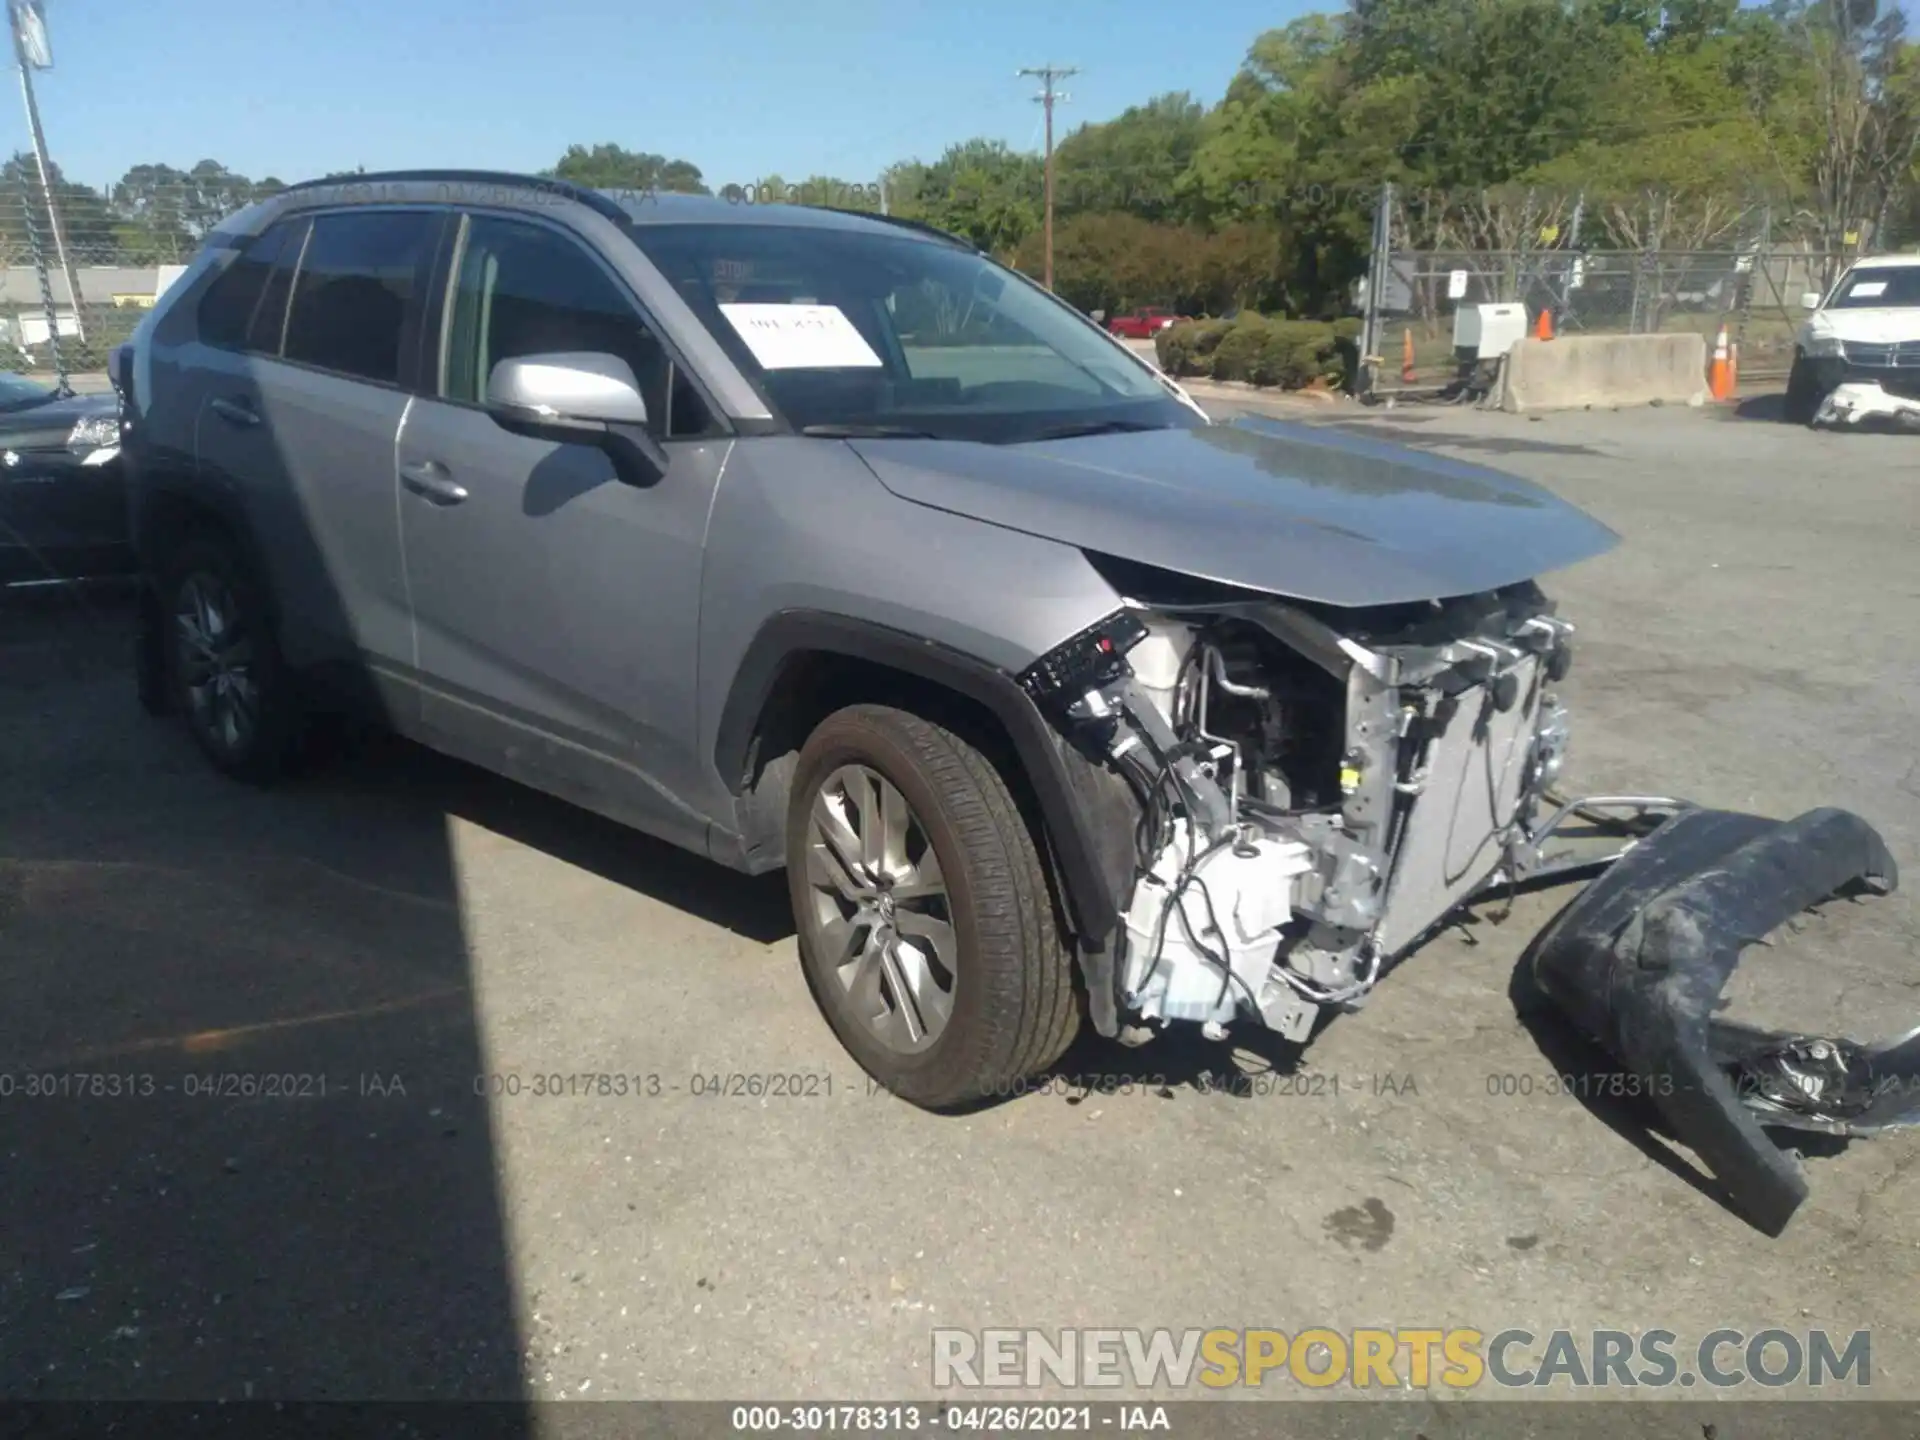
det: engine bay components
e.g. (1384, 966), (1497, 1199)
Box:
(1023, 580), (1592, 1050)
(1118, 820), (1314, 1028)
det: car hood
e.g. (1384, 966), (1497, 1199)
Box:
(849, 417), (1621, 609)
(1807, 307), (1920, 344)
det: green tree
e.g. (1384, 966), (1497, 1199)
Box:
(108, 162), (196, 262)
(887, 140), (1042, 256)
(1342, 0), (1639, 190)
(548, 144), (710, 194)
(1053, 92), (1207, 220)
(1, 154), (121, 265)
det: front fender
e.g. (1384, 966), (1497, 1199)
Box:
(711, 609), (1138, 958)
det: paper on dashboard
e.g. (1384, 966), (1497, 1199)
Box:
(718, 304), (884, 369)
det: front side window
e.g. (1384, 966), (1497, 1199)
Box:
(629, 221), (1193, 443)
(282, 209), (440, 385)
(1828, 265), (1920, 309)
(439, 214), (714, 437)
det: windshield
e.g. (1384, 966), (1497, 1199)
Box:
(1828, 265), (1920, 309)
(0, 372), (55, 411)
(628, 222), (1197, 443)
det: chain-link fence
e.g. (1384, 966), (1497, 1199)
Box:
(1, 171), (280, 382)
(1357, 184), (1884, 398)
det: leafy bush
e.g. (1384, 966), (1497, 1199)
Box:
(1209, 317), (1273, 383)
(1153, 317), (1231, 374)
(1154, 312), (1361, 391)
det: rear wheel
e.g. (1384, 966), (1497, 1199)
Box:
(787, 704), (1079, 1110)
(161, 533), (301, 783)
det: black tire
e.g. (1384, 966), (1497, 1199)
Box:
(787, 704), (1079, 1110)
(160, 531), (301, 783)
(1782, 354), (1824, 426)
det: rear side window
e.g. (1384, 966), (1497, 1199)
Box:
(282, 209), (441, 386)
(195, 220), (303, 350)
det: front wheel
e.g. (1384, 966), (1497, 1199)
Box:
(786, 704), (1080, 1110)
(1782, 353), (1827, 426)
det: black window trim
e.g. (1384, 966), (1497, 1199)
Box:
(261, 203), (454, 396)
(253, 217), (312, 358)
(428, 204), (735, 441)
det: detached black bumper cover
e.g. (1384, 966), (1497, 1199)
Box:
(1527, 806), (1904, 1236)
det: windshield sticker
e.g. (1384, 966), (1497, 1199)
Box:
(1848, 279), (1889, 299)
(718, 303), (883, 369)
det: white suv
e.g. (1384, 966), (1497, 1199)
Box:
(1788, 254), (1920, 422)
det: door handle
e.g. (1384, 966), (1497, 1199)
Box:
(209, 396), (259, 428)
(400, 459), (469, 506)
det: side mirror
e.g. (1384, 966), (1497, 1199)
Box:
(1799, 291), (1823, 312)
(486, 352), (669, 484)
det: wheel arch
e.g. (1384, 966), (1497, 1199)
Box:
(132, 477), (272, 599)
(131, 478), (288, 709)
(713, 610), (1136, 952)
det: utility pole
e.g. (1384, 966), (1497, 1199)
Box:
(1018, 63), (1077, 290)
(9, 0), (85, 349)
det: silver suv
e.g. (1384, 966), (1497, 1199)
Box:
(119, 170), (1705, 1112)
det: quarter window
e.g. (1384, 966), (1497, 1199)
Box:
(196, 219), (304, 352)
(282, 209), (440, 385)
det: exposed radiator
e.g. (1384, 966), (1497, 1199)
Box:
(1374, 658), (1543, 956)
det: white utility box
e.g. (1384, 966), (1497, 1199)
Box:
(1453, 302), (1529, 362)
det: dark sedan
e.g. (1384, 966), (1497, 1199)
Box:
(0, 369), (129, 588)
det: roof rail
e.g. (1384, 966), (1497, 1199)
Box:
(274, 169), (630, 224)
(807, 207), (977, 251)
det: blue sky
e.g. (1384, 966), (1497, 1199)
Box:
(16, 0), (1311, 194)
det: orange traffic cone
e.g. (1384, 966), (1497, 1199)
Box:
(1709, 323), (1733, 401)
(1729, 338), (1740, 392)
(1401, 329), (1416, 384)
(1534, 308), (1554, 341)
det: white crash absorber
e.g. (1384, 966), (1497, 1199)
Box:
(1120, 822), (1316, 1027)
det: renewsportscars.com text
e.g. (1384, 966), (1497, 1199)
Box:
(931, 1327), (1872, 1391)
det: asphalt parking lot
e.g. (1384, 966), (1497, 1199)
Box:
(2, 394), (1917, 1421)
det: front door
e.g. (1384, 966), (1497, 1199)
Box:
(396, 210), (730, 852)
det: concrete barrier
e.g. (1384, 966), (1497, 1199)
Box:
(1498, 333), (1709, 414)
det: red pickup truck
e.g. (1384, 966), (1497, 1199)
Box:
(1106, 306), (1188, 338)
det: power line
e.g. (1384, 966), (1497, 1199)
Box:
(1019, 63), (1078, 289)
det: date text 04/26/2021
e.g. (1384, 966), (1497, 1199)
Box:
(728, 1404), (1172, 1432)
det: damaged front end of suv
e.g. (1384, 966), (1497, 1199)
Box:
(1015, 553), (1906, 1236)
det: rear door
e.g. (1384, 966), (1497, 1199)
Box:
(395, 209), (731, 851)
(198, 206), (448, 721)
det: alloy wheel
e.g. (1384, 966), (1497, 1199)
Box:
(173, 571), (259, 756)
(802, 763), (958, 1055)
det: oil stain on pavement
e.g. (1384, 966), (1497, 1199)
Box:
(1323, 1197), (1396, 1252)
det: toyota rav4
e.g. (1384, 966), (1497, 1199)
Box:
(118, 172), (1906, 1234)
